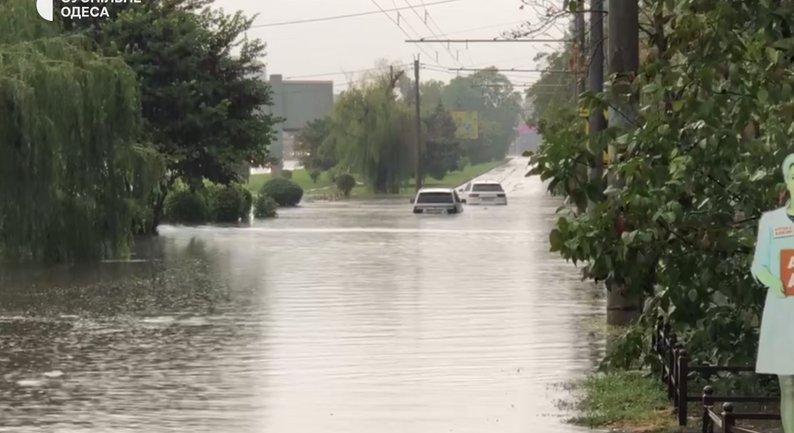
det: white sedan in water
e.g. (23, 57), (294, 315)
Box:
(459, 181), (508, 205)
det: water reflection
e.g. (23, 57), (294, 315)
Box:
(0, 159), (605, 432)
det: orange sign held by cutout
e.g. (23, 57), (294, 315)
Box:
(780, 249), (794, 296)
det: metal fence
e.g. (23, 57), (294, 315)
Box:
(652, 317), (779, 433)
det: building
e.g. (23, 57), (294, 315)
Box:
(513, 123), (541, 155)
(266, 74), (334, 167)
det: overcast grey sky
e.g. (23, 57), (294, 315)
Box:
(211, 0), (569, 90)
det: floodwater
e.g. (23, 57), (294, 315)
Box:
(0, 158), (606, 433)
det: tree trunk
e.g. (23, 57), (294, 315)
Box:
(149, 178), (173, 235)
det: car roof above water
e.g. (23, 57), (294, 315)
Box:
(417, 188), (455, 194)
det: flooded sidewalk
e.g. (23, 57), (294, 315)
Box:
(0, 158), (605, 432)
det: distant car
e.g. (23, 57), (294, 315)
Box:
(459, 181), (507, 205)
(411, 188), (464, 214)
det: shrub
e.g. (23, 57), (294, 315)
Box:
(164, 189), (209, 224)
(309, 169), (322, 183)
(260, 177), (303, 207)
(253, 194), (278, 219)
(335, 173), (356, 198)
(209, 183), (251, 223)
(237, 185), (253, 221)
(280, 169), (293, 179)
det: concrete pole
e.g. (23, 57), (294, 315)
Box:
(587, 0), (606, 206)
(574, 0), (586, 96)
(414, 59), (423, 191)
(606, 0), (641, 326)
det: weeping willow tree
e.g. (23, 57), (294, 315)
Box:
(0, 0), (149, 262)
(331, 72), (413, 194)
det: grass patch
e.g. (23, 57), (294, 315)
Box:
(245, 160), (506, 200)
(421, 160), (505, 189)
(568, 371), (677, 433)
(246, 170), (334, 194)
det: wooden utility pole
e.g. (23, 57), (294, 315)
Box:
(606, 0), (641, 326)
(414, 58), (423, 191)
(587, 0), (606, 207)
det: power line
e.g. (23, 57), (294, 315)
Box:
(402, 0), (461, 66)
(418, 20), (528, 38)
(448, 67), (572, 73)
(284, 64), (413, 80)
(251, 0), (464, 28)
(368, 0), (440, 65)
(417, 0), (477, 65)
(472, 83), (566, 88)
(406, 38), (568, 43)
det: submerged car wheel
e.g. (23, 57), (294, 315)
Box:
(413, 208), (423, 214)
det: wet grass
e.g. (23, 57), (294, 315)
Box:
(566, 370), (679, 433)
(245, 160), (506, 200)
(246, 169), (334, 193)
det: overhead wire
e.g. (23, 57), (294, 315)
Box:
(368, 0), (443, 67)
(401, 0), (462, 66)
(269, 0), (570, 92)
(251, 0), (464, 28)
(284, 64), (413, 80)
(417, 0), (474, 65)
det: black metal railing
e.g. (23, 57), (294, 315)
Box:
(702, 389), (780, 433)
(652, 317), (779, 432)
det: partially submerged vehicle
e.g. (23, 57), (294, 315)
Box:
(411, 188), (464, 214)
(459, 181), (507, 205)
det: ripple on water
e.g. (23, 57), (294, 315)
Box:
(0, 160), (605, 433)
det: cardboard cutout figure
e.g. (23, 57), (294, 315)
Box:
(751, 153), (794, 433)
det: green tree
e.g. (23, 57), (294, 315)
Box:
(96, 0), (275, 232)
(423, 103), (461, 180)
(400, 78), (445, 117)
(531, 0), (794, 367)
(525, 48), (577, 125)
(295, 116), (337, 177)
(441, 68), (522, 163)
(331, 70), (412, 193)
(0, 0), (146, 262)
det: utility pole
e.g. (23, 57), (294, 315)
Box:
(574, 0), (586, 96)
(606, 0), (640, 326)
(587, 0), (606, 209)
(413, 58), (423, 191)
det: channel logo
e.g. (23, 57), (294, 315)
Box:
(36, 0), (53, 21)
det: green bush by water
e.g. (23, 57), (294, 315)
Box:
(260, 177), (303, 207)
(334, 174), (356, 198)
(253, 194), (278, 219)
(164, 190), (209, 224)
(209, 184), (252, 223)
(166, 183), (251, 224)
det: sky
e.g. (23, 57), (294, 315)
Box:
(210, 0), (570, 91)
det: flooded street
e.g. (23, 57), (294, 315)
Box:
(0, 158), (605, 433)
